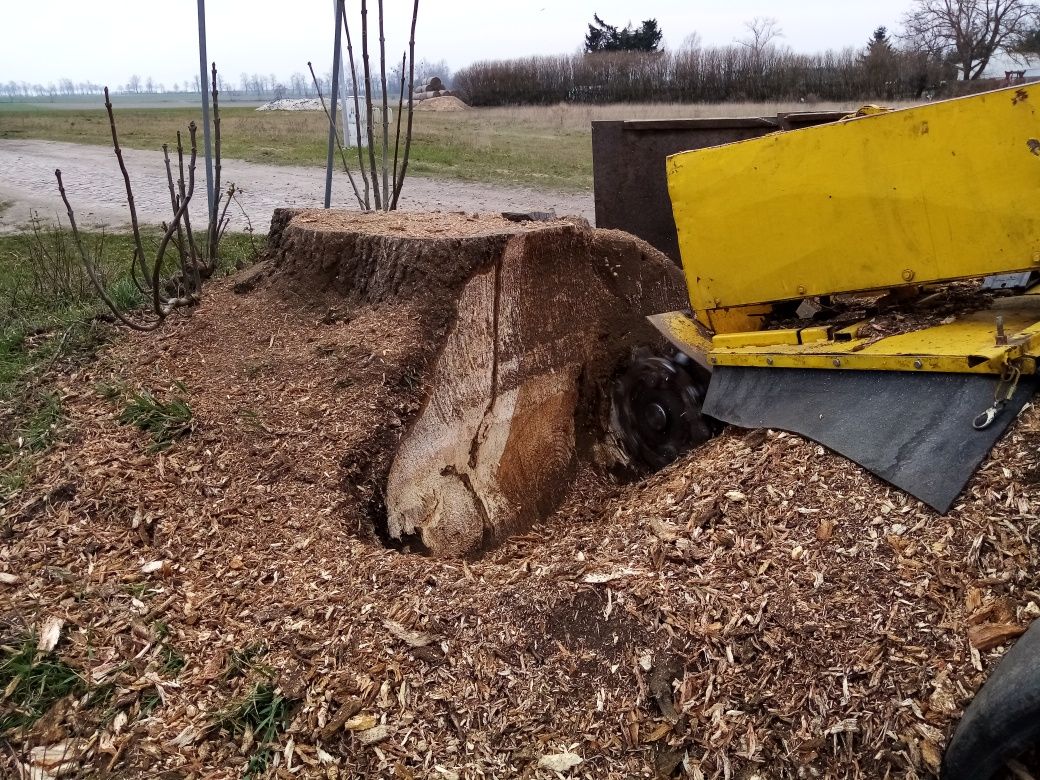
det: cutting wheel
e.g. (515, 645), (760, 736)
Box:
(611, 348), (715, 469)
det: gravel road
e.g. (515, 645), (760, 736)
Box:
(0, 139), (594, 233)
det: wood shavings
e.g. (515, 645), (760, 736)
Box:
(3, 214), (1039, 778)
(538, 751), (584, 771)
(38, 617), (64, 653)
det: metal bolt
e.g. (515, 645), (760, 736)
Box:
(902, 269), (915, 282)
(766, 357), (774, 365)
(832, 358), (841, 367)
(710, 357), (717, 364)
(914, 359), (923, 369)
(797, 285), (807, 296)
(996, 315), (1008, 346)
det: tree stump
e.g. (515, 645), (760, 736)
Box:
(266, 210), (686, 556)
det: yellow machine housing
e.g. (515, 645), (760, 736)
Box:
(653, 84), (1040, 378)
(639, 84), (1040, 513)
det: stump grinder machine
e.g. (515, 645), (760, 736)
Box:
(605, 84), (1040, 511)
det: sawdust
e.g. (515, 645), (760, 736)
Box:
(2, 213), (1039, 778)
(290, 209), (549, 238)
(414, 96), (470, 112)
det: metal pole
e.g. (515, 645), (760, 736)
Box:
(196, 0), (214, 218)
(325, 0), (345, 208)
(335, 0), (350, 146)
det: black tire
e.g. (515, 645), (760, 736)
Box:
(942, 619), (1040, 780)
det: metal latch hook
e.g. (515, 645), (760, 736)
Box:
(973, 406), (1001, 430)
(973, 363), (1022, 431)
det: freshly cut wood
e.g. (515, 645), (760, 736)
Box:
(266, 209), (685, 556)
(385, 224), (683, 555)
(968, 622), (1026, 651)
(412, 89), (453, 100)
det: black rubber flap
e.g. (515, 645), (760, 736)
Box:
(704, 367), (1037, 513)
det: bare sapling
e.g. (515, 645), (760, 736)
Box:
(390, 0), (420, 210)
(390, 51), (406, 194)
(308, 61), (367, 209)
(378, 0), (390, 203)
(341, 1), (371, 207)
(321, 0), (419, 211)
(359, 0), (382, 209)
(206, 61), (222, 270)
(54, 65), (240, 330)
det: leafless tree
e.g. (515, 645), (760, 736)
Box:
(902, 0), (1040, 79)
(738, 17), (784, 57)
(396, 57), (452, 89)
(680, 32), (703, 52)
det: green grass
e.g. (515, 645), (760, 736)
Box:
(0, 100), (887, 191)
(1, 390), (64, 492)
(222, 643), (269, 681)
(119, 386), (193, 450)
(0, 227), (259, 498)
(215, 683), (293, 778)
(0, 105), (590, 189)
(0, 634), (85, 732)
(159, 644), (186, 677)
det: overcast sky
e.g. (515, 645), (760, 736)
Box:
(2, 0), (916, 89)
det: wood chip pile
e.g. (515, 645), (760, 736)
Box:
(2, 227), (1039, 779)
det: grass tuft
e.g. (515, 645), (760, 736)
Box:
(4, 391), (62, 453)
(106, 276), (145, 312)
(0, 634), (85, 732)
(222, 643), (269, 681)
(215, 682), (293, 778)
(119, 385), (193, 449)
(159, 644), (186, 677)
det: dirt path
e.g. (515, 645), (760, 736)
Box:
(0, 139), (594, 233)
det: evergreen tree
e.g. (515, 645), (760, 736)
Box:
(862, 25), (897, 96)
(867, 26), (893, 52)
(585, 14), (664, 52)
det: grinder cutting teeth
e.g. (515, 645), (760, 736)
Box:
(610, 347), (714, 470)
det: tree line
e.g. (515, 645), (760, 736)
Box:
(456, 0), (1040, 106)
(453, 43), (953, 106)
(1, 59), (451, 102)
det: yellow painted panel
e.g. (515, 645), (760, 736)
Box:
(714, 329), (802, 348)
(798, 326), (832, 344)
(646, 311), (714, 368)
(668, 85), (1040, 311)
(708, 298), (1040, 374)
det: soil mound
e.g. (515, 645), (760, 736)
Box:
(255, 98), (323, 111)
(414, 95), (470, 112)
